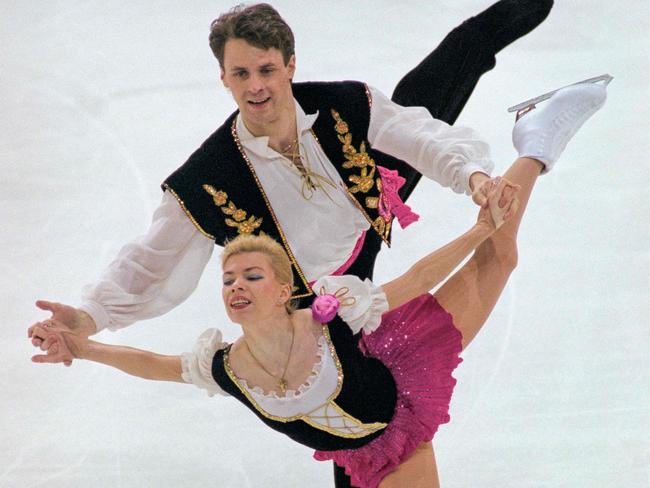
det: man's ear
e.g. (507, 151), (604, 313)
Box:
(287, 54), (296, 79)
(220, 68), (227, 87)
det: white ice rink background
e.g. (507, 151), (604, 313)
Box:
(2, 1), (649, 487)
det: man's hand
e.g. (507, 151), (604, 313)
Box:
(470, 172), (492, 208)
(471, 172), (520, 211)
(28, 301), (96, 365)
(477, 177), (520, 230)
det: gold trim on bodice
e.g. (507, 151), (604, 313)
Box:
(223, 324), (388, 439)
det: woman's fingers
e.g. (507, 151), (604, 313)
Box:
(479, 176), (521, 229)
(28, 324), (44, 347)
(29, 323), (73, 365)
(40, 335), (53, 351)
(31, 336), (61, 363)
(489, 178), (521, 228)
(508, 198), (521, 221)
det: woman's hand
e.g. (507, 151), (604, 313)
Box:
(477, 177), (521, 230)
(30, 319), (85, 366)
(28, 301), (97, 366)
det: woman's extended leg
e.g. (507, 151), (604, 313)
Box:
(434, 81), (608, 348)
(434, 156), (542, 349)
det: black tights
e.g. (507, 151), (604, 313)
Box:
(332, 1), (553, 486)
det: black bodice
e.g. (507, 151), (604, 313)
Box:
(211, 317), (397, 452)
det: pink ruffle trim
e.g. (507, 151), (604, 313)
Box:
(376, 166), (420, 229)
(313, 294), (462, 488)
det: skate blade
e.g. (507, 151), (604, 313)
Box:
(507, 74), (613, 115)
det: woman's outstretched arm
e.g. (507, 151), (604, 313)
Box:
(381, 177), (518, 311)
(30, 321), (183, 383)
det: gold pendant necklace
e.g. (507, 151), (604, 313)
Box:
(244, 328), (295, 395)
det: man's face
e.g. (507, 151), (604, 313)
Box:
(221, 38), (296, 135)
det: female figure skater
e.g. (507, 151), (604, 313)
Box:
(30, 82), (607, 487)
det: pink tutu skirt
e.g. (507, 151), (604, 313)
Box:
(313, 293), (463, 488)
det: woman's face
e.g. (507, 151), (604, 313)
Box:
(221, 251), (290, 324)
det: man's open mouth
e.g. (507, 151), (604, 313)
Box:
(248, 97), (271, 106)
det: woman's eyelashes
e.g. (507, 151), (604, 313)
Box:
(223, 275), (263, 286)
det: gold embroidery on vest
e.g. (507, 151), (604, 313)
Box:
(203, 185), (263, 235)
(331, 109), (376, 194)
(372, 216), (392, 238)
(365, 196), (379, 209)
(372, 177), (391, 240)
(309, 122), (391, 247)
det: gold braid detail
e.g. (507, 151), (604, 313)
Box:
(203, 185), (263, 235)
(222, 324), (387, 438)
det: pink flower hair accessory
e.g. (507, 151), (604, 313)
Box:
(311, 286), (356, 323)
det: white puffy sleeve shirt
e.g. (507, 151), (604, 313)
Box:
(80, 86), (492, 332)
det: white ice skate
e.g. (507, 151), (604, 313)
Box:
(508, 74), (613, 120)
(511, 78), (610, 173)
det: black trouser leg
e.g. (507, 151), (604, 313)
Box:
(392, 0), (554, 119)
(334, 463), (352, 488)
(391, 0), (554, 200)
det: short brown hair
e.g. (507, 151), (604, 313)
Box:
(209, 3), (295, 69)
(222, 234), (296, 313)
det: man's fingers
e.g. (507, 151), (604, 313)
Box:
(35, 300), (58, 314)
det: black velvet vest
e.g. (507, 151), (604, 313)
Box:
(211, 317), (397, 451)
(162, 81), (418, 299)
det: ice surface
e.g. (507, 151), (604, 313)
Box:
(2, 1), (649, 487)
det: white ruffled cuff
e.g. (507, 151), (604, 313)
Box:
(312, 275), (389, 335)
(181, 328), (229, 397)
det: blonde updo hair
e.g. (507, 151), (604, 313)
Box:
(221, 234), (297, 314)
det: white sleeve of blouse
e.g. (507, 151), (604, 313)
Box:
(181, 328), (230, 397)
(367, 85), (494, 195)
(311, 275), (389, 335)
(79, 191), (215, 332)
